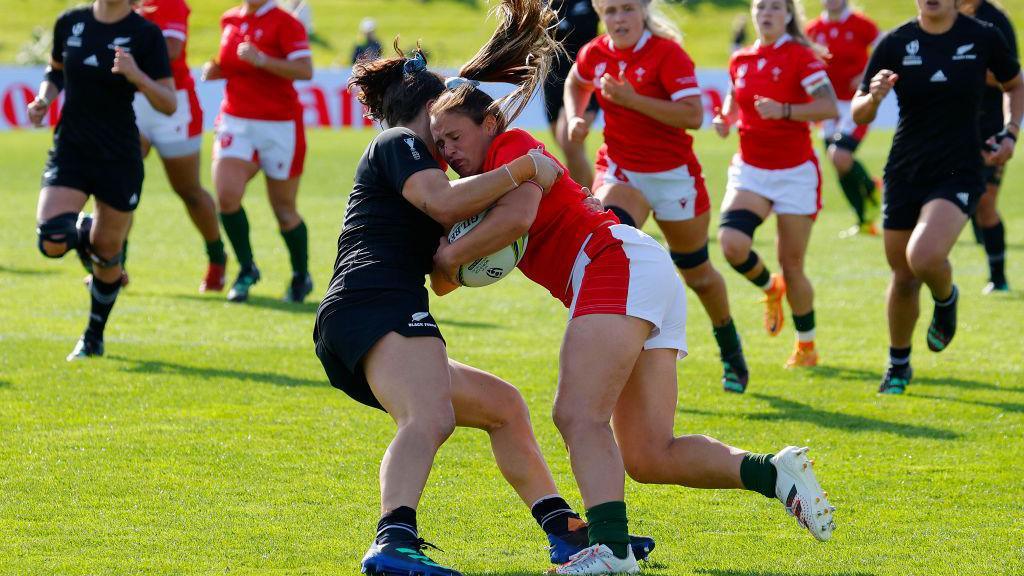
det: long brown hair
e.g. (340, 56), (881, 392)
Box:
(347, 39), (446, 128)
(430, 0), (559, 131)
(782, 0), (816, 48)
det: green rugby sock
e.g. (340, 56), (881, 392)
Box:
(850, 160), (876, 200)
(220, 208), (254, 270)
(281, 220), (309, 276)
(206, 238), (227, 266)
(586, 501), (629, 559)
(740, 452), (778, 499)
(838, 169), (866, 223)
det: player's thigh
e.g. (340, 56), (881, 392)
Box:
(449, 359), (528, 432)
(595, 182), (651, 228)
(363, 332), (454, 426)
(656, 210), (711, 254)
(775, 214), (814, 269)
(908, 199), (968, 265)
(611, 347), (679, 455)
(884, 229), (914, 276)
(160, 153), (204, 197)
(720, 188), (773, 217)
(37, 187), (88, 221)
(213, 157), (259, 206)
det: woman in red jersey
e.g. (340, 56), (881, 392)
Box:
(429, 53), (836, 576)
(713, 0), (839, 369)
(807, 0), (882, 236)
(563, 0), (751, 394)
(202, 0), (313, 304)
(136, 0), (227, 292)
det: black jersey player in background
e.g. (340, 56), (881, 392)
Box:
(545, 0), (600, 185)
(960, 0), (1018, 293)
(852, 0), (1022, 394)
(27, 0), (175, 361)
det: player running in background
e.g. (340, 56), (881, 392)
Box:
(713, 0), (839, 369)
(318, 4), (654, 574)
(430, 22), (837, 576)
(807, 0), (882, 237)
(563, 0), (751, 393)
(960, 0), (1019, 293)
(545, 0), (601, 185)
(853, 0), (1022, 394)
(27, 0), (175, 360)
(136, 0), (227, 292)
(202, 0), (313, 303)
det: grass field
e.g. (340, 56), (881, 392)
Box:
(1, 0), (1023, 68)
(1, 125), (1023, 575)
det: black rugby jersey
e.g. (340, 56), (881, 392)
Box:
(973, 0), (1018, 138)
(861, 15), (1020, 185)
(320, 128), (445, 307)
(552, 0), (599, 59)
(51, 6), (171, 160)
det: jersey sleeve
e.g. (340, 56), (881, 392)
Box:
(158, 0), (189, 42)
(139, 24), (173, 82)
(373, 130), (443, 194)
(860, 16), (880, 46)
(858, 32), (893, 94)
(659, 44), (701, 101)
(488, 130), (538, 168)
(279, 14), (312, 61)
(985, 24), (1021, 84)
(993, 11), (1019, 59)
(796, 47), (830, 95)
(50, 12), (70, 64)
(573, 40), (597, 83)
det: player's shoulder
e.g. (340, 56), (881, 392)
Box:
(56, 5), (91, 25)
(782, 39), (819, 59)
(493, 128), (540, 152)
(578, 34), (610, 59)
(373, 127), (420, 148)
(957, 13), (1003, 42)
(849, 11), (877, 29)
(266, 5), (304, 28)
(124, 11), (163, 35)
(648, 34), (689, 59)
(805, 15), (826, 32)
(221, 5), (244, 23)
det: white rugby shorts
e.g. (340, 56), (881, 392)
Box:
(725, 154), (823, 216)
(134, 89), (202, 158)
(213, 112), (306, 180)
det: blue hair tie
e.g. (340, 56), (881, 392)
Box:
(403, 52), (427, 74)
(445, 77), (480, 90)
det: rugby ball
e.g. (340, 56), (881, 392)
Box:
(447, 209), (528, 287)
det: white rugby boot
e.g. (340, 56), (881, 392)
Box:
(554, 544), (639, 575)
(772, 446), (836, 541)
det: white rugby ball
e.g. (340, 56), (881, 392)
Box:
(448, 209), (528, 287)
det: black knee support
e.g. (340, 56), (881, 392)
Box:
(731, 252), (760, 275)
(671, 244), (709, 270)
(36, 212), (79, 258)
(720, 209), (764, 239)
(607, 205), (637, 228)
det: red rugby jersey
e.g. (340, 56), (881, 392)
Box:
(483, 129), (617, 305)
(217, 1), (310, 121)
(806, 10), (879, 100)
(729, 35), (830, 170)
(575, 31), (702, 173)
(137, 0), (194, 92)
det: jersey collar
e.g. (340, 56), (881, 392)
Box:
(605, 29), (653, 55)
(753, 33), (792, 51)
(243, 0), (277, 18)
(823, 9), (851, 23)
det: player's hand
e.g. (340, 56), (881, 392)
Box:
(868, 70), (898, 103)
(237, 42), (266, 67)
(201, 60), (223, 81)
(567, 115), (590, 143)
(712, 109), (731, 138)
(580, 187), (604, 212)
(754, 96), (784, 120)
(529, 149), (563, 192)
(432, 236), (460, 287)
(111, 48), (143, 85)
(983, 133), (1016, 166)
(26, 98), (50, 127)
(600, 71), (637, 107)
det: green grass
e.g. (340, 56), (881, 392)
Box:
(1, 0), (1022, 68)
(1, 126), (1023, 574)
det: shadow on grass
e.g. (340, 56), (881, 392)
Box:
(0, 265), (59, 276)
(0, 380), (10, 389)
(697, 570), (878, 576)
(912, 393), (1024, 414)
(171, 293), (320, 314)
(812, 365), (1013, 394)
(746, 394), (960, 440)
(108, 356), (324, 388)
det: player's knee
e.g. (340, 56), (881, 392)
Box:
(174, 184), (208, 208)
(551, 400), (595, 439)
(406, 412), (457, 448)
(480, 381), (531, 432)
(906, 246), (945, 276)
(622, 446), (669, 484)
(36, 212), (80, 258)
(719, 210), (762, 262)
(829, 148), (854, 173)
(272, 206), (301, 229)
(778, 254), (806, 279)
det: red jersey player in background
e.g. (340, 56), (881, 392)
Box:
(713, 0), (838, 369)
(136, 0), (227, 292)
(202, 0), (314, 304)
(429, 36), (837, 571)
(807, 0), (881, 237)
(563, 0), (751, 394)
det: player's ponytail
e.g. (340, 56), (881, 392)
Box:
(348, 39), (445, 128)
(783, 0), (814, 49)
(429, 0), (559, 131)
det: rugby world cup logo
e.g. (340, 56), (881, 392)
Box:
(903, 40), (922, 66)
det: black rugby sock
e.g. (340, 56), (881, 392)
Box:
(206, 238), (227, 266)
(838, 169), (867, 223)
(713, 318), (742, 358)
(889, 346), (911, 367)
(85, 276), (121, 342)
(982, 222), (1006, 284)
(607, 205), (636, 228)
(740, 452), (778, 499)
(851, 160), (877, 201)
(281, 220), (309, 276)
(376, 506), (418, 545)
(220, 208), (254, 270)
(531, 495), (581, 537)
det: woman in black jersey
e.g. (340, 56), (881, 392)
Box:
(314, 4), (608, 573)
(28, 0), (175, 361)
(852, 0), (1022, 394)
(960, 0), (1018, 293)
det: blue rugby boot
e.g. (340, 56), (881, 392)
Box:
(360, 538), (462, 576)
